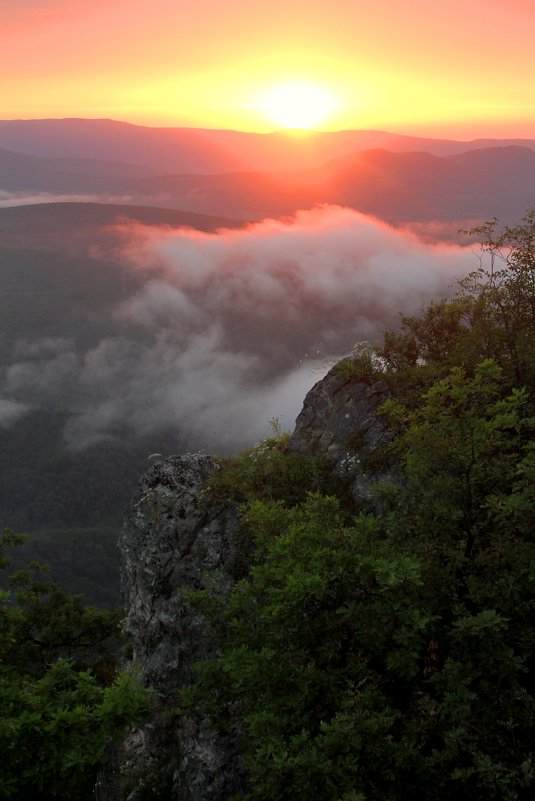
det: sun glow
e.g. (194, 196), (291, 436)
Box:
(258, 81), (339, 130)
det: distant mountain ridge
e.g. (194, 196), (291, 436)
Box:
(1, 117), (535, 174)
(111, 144), (535, 223)
(1, 118), (535, 225)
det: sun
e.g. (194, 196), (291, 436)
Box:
(258, 81), (338, 130)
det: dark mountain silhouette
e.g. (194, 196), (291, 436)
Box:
(0, 201), (243, 252)
(2, 119), (534, 225)
(128, 145), (535, 223)
(314, 145), (535, 222)
(0, 148), (161, 194)
(1, 117), (535, 174)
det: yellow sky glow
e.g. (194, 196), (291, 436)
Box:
(2, 0), (535, 137)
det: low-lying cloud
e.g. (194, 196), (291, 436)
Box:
(118, 206), (472, 346)
(3, 206), (477, 451)
(0, 397), (31, 428)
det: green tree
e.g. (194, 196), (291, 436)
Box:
(377, 209), (535, 402)
(0, 531), (151, 800)
(381, 359), (535, 554)
(459, 210), (535, 388)
(187, 495), (431, 801)
(185, 212), (535, 800)
(187, 364), (535, 800)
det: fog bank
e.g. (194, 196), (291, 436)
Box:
(4, 206), (476, 451)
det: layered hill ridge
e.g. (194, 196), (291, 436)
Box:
(4, 118), (535, 174)
(124, 144), (535, 222)
(2, 130), (535, 223)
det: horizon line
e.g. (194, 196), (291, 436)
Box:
(2, 116), (535, 144)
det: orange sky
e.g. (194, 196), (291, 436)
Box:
(2, 0), (535, 137)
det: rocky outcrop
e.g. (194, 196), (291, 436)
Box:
(287, 358), (392, 507)
(99, 453), (242, 801)
(104, 360), (393, 800)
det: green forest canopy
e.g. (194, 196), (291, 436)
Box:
(0, 530), (151, 800)
(2, 211), (535, 800)
(186, 212), (535, 801)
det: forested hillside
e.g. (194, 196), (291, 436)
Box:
(183, 212), (535, 801)
(2, 211), (535, 800)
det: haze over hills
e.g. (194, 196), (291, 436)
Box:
(1, 117), (535, 174)
(125, 145), (535, 223)
(1, 119), (534, 604)
(0, 147), (161, 194)
(0, 202), (244, 252)
(1, 119), (535, 225)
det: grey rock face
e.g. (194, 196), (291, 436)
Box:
(103, 360), (393, 800)
(287, 358), (392, 506)
(101, 453), (242, 801)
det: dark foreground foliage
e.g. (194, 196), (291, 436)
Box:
(185, 212), (535, 801)
(0, 531), (151, 800)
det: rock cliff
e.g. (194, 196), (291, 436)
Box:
(98, 453), (242, 801)
(104, 360), (389, 800)
(287, 359), (392, 508)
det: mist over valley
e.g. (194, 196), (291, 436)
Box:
(1, 119), (534, 601)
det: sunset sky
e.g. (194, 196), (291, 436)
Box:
(2, 0), (535, 137)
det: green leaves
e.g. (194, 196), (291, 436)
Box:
(382, 360), (535, 559)
(0, 660), (150, 800)
(187, 495), (437, 800)
(0, 535), (151, 799)
(188, 355), (535, 799)
(176, 211), (535, 799)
